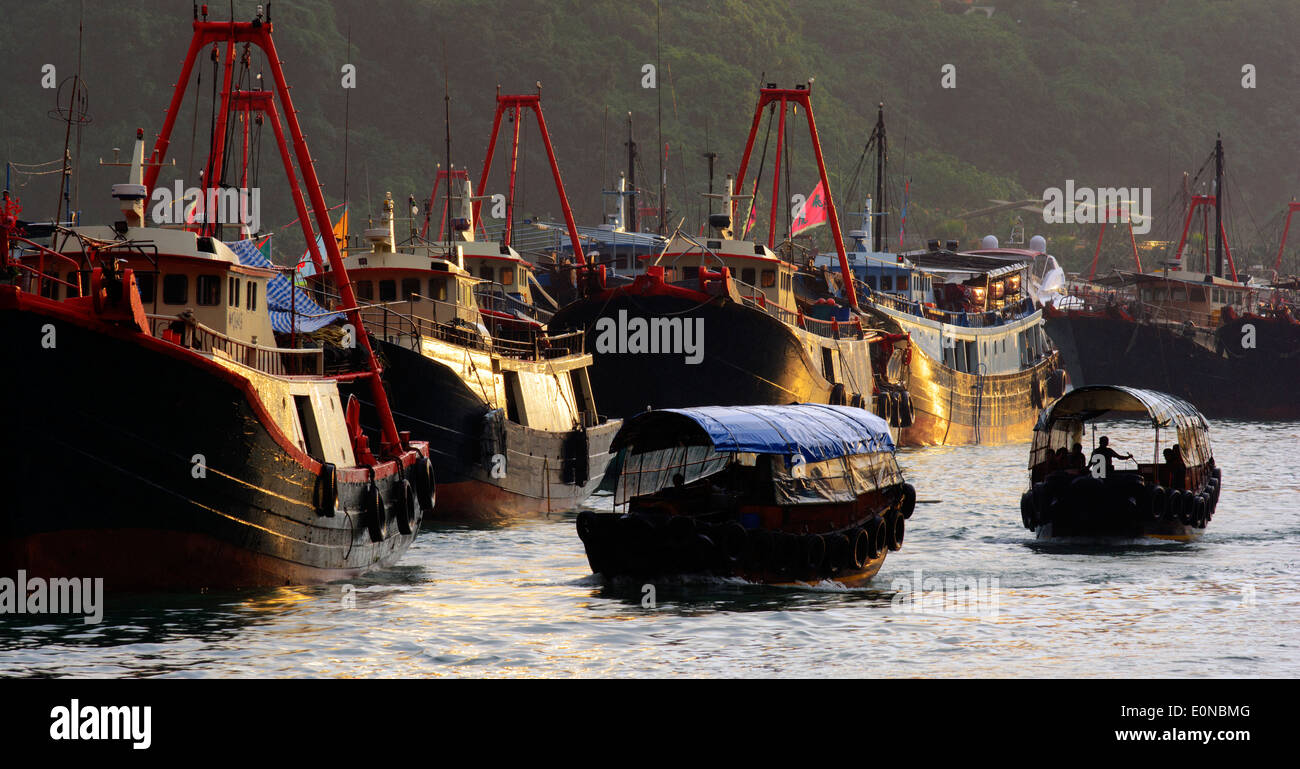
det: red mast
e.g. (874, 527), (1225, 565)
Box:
(472, 86), (586, 265)
(1275, 201), (1300, 273)
(1173, 195), (1239, 282)
(730, 84), (857, 309)
(142, 10), (404, 456)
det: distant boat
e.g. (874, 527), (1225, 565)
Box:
(1021, 385), (1220, 541)
(577, 404), (916, 586)
(1042, 137), (1300, 419)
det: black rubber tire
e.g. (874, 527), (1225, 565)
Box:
(314, 463), (337, 517)
(899, 482), (917, 520)
(395, 480), (417, 535)
(1020, 490), (1035, 531)
(802, 534), (827, 571)
(848, 528), (869, 569)
(718, 521), (748, 562)
(868, 517), (887, 558)
(412, 456), (436, 513)
(887, 513), (905, 552)
(364, 485), (384, 543)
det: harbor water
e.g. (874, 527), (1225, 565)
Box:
(2, 420), (1295, 678)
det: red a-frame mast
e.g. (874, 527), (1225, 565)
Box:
(730, 84), (857, 309)
(143, 9), (403, 456)
(472, 86), (586, 265)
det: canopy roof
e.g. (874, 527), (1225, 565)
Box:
(613, 404), (894, 462)
(1036, 385), (1208, 431)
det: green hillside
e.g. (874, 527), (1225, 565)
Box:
(2, 0), (1297, 273)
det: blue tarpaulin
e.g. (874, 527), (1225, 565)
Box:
(226, 238), (344, 333)
(618, 403), (895, 462)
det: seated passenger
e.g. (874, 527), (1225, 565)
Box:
(1166, 443), (1187, 489)
(1068, 443), (1087, 472)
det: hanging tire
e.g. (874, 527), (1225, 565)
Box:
(412, 456), (436, 513)
(748, 529), (774, 570)
(1177, 491), (1194, 525)
(826, 533), (851, 570)
(850, 392), (866, 409)
(802, 534), (827, 571)
(395, 479), (418, 535)
(313, 463), (337, 517)
(889, 391), (902, 427)
(1149, 485), (1167, 521)
(717, 521), (748, 562)
(898, 391), (914, 427)
(847, 528), (869, 569)
(887, 513), (905, 551)
(1194, 495), (1208, 528)
(779, 533), (803, 571)
(868, 517), (887, 558)
(899, 482), (917, 520)
(363, 485), (384, 543)
(1020, 490), (1034, 530)
(829, 382), (848, 406)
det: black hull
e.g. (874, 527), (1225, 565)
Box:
(549, 294), (876, 419)
(1021, 471), (1220, 542)
(1044, 311), (1300, 419)
(0, 299), (423, 590)
(348, 339), (619, 521)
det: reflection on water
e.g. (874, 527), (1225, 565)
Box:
(1, 421), (1295, 678)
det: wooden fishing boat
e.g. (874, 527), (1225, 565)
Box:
(550, 85), (907, 422)
(577, 404), (917, 586)
(316, 89), (621, 521)
(0, 11), (432, 588)
(1021, 385), (1221, 541)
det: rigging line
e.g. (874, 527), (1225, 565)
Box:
(186, 41), (202, 185)
(742, 105), (775, 239)
(343, 24), (351, 237)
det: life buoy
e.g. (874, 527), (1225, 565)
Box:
(899, 482), (917, 519)
(887, 513), (905, 551)
(395, 479), (417, 535)
(313, 463), (337, 517)
(363, 485), (385, 543)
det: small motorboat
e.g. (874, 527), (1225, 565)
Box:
(1021, 385), (1222, 541)
(576, 404), (917, 586)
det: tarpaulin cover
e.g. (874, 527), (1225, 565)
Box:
(226, 238), (344, 333)
(614, 403), (894, 462)
(1031, 385), (1213, 468)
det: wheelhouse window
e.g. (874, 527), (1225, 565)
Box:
(355, 280), (374, 301)
(402, 278), (421, 300)
(196, 275), (221, 306)
(741, 267), (756, 285)
(246, 280), (258, 311)
(228, 276), (240, 307)
(136, 272), (156, 303)
(163, 274), (188, 305)
(428, 277), (447, 302)
(480, 265), (495, 282)
(501, 268), (515, 286)
(761, 269), (776, 288)
(378, 280), (397, 302)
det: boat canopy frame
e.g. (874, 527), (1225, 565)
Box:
(1031, 385), (1212, 469)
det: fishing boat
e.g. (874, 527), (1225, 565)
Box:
(815, 106), (1068, 445)
(1021, 385), (1221, 541)
(576, 404), (916, 586)
(550, 85), (909, 422)
(0, 10), (432, 589)
(1042, 138), (1300, 419)
(317, 89), (620, 521)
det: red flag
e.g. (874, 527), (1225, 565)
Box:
(791, 181), (827, 236)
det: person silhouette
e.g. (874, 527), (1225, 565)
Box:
(1090, 436), (1133, 477)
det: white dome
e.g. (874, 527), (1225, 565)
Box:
(1029, 235), (1047, 253)
(981, 235), (999, 249)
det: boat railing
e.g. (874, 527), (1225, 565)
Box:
(145, 313), (325, 376)
(731, 277), (866, 339)
(858, 279), (1036, 328)
(473, 283), (554, 322)
(361, 299), (584, 362)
